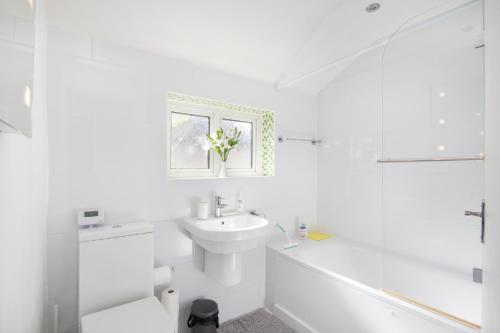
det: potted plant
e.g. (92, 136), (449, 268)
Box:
(206, 128), (241, 178)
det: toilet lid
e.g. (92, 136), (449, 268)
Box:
(81, 297), (174, 333)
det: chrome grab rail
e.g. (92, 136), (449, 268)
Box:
(377, 156), (484, 163)
(277, 136), (322, 145)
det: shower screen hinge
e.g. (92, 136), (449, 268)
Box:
(473, 268), (483, 284)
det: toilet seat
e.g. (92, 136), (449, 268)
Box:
(81, 297), (174, 333)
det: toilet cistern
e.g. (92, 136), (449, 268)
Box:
(78, 222), (177, 333)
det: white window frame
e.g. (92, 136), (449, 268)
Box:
(217, 111), (262, 178)
(167, 102), (264, 180)
(166, 102), (215, 179)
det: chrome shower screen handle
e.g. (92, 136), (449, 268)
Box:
(481, 200), (485, 243)
(465, 200), (485, 243)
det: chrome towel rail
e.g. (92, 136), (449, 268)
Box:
(377, 156), (484, 163)
(278, 136), (322, 145)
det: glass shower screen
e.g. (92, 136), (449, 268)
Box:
(380, 0), (484, 327)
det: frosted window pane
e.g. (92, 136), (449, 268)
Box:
(171, 112), (210, 169)
(222, 119), (253, 169)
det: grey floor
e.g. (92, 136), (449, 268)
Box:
(218, 308), (295, 333)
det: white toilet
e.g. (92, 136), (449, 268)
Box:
(78, 222), (174, 333)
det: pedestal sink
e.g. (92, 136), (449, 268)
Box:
(183, 213), (268, 285)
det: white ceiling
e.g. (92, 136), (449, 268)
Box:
(47, 0), (461, 94)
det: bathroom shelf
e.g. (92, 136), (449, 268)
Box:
(377, 156), (484, 163)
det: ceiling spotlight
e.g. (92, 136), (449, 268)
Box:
(366, 3), (381, 13)
(23, 85), (32, 109)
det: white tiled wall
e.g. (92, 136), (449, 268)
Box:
(317, 48), (385, 248)
(46, 27), (318, 333)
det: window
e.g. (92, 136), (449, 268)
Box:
(171, 112), (210, 169)
(221, 119), (253, 169)
(166, 93), (275, 179)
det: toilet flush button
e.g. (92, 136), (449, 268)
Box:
(112, 224), (123, 229)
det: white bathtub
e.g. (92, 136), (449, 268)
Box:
(266, 238), (481, 333)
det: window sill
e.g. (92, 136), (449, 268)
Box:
(167, 174), (273, 181)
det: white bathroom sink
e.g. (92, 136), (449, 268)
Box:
(183, 213), (268, 254)
(183, 213), (268, 285)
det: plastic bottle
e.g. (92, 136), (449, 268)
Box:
(237, 191), (245, 212)
(298, 223), (308, 240)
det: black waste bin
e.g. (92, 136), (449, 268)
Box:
(187, 299), (219, 333)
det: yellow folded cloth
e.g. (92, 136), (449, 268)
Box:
(307, 232), (331, 241)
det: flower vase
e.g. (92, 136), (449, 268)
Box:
(219, 161), (227, 178)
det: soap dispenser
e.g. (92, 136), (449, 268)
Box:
(237, 191), (245, 212)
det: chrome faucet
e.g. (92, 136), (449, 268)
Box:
(215, 196), (228, 217)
